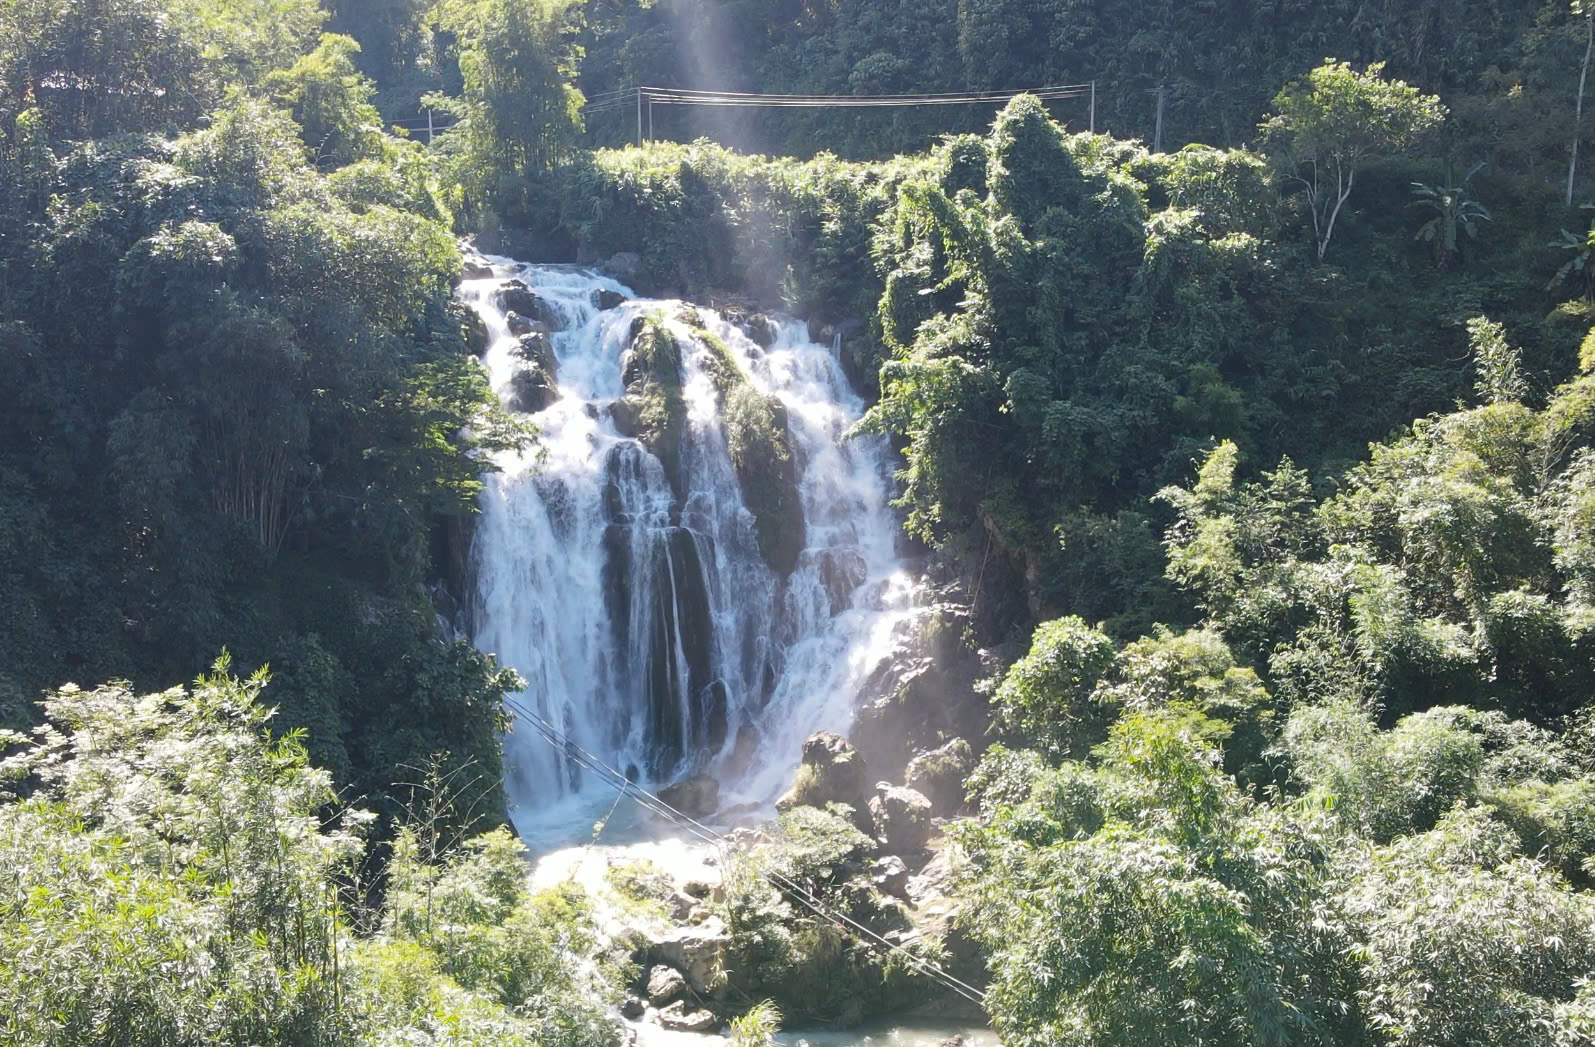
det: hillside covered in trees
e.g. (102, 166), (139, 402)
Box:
(9, 0), (1595, 1044)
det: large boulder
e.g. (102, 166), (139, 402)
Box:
(657, 1001), (719, 1033)
(657, 773), (719, 818)
(775, 732), (874, 834)
(505, 363), (557, 414)
(870, 783), (933, 854)
(904, 737), (975, 814)
(601, 251), (642, 281)
(872, 854), (911, 901)
(494, 280), (565, 331)
(649, 915), (730, 996)
(645, 965), (686, 1006)
(512, 328), (555, 368)
(449, 299), (490, 357)
(593, 288), (629, 310)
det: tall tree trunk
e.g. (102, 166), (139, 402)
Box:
(1569, 7), (1594, 207)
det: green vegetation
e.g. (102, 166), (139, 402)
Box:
(0, 0), (527, 839)
(713, 805), (934, 1023)
(15, 0), (1595, 1041)
(0, 663), (620, 1046)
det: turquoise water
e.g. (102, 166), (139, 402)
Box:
(632, 1018), (997, 1047)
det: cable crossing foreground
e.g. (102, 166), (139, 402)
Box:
(581, 82), (1097, 143)
(500, 691), (989, 1006)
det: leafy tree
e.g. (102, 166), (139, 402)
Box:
(0, 662), (622, 1047)
(1336, 807), (1595, 1047)
(957, 712), (1357, 1047)
(430, 0), (586, 224)
(992, 616), (1117, 758)
(1261, 61), (1446, 259)
(267, 34), (385, 167)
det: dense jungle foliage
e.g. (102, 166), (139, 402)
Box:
(11, 0), (1595, 1042)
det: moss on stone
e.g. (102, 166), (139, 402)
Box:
(725, 385), (805, 575)
(625, 315), (688, 498)
(671, 312), (807, 576)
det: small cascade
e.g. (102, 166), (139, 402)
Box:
(460, 261), (916, 838)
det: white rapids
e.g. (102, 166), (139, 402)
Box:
(458, 261), (918, 845)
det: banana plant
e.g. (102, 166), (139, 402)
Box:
(1549, 203), (1595, 299)
(1409, 162), (1491, 270)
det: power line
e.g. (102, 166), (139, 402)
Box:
(501, 692), (989, 1005)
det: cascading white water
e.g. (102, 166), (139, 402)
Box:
(460, 261), (917, 841)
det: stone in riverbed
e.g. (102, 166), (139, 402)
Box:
(649, 915), (729, 995)
(775, 731), (875, 835)
(495, 279), (566, 330)
(621, 994), (646, 1019)
(657, 773), (720, 818)
(657, 1000), (719, 1033)
(645, 965), (686, 1005)
(593, 288), (628, 310)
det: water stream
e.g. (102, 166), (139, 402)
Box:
(459, 261), (979, 1045)
(461, 261), (916, 837)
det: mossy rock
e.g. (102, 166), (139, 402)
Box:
(674, 315), (806, 576)
(727, 388), (805, 576)
(622, 316), (688, 499)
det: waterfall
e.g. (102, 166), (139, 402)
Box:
(460, 261), (915, 837)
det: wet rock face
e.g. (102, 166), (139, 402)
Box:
(450, 299), (490, 356)
(904, 737), (975, 814)
(657, 773), (720, 818)
(607, 397), (643, 438)
(494, 279), (565, 331)
(850, 600), (990, 784)
(775, 731), (875, 834)
(503, 330), (559, 414)
(870, 782), (934, 854)
(818, 548), (869, 615)
(644, 528), (715, 777)
(592, 288), (628, 310)
(621, 318), (688, 501)
(727, 388), (805, 576)
(724, 306), (777, 348)
(505, 363), (556, 414)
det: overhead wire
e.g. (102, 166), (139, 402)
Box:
(580, 83), (1090, 117)
(500, 691), (989, 1005)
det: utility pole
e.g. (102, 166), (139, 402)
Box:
(1153, 83), (1164, 153)
(1089, 81), (1096, 133)
(636, 87), (643, 146)
(648, 97), (654, 141)
(426, 107), (433, 145)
